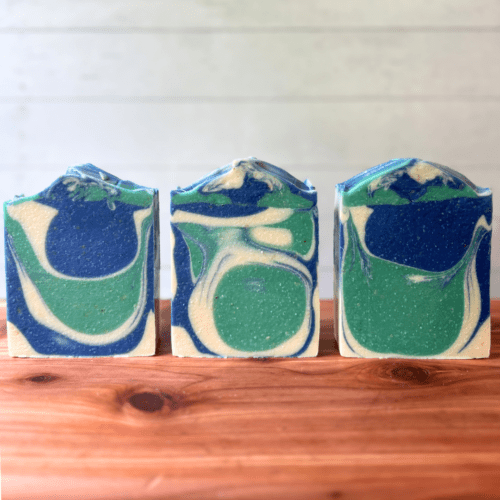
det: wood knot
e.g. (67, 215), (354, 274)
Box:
(389, 363), (431, 385)
(26, 373), (60, 384)
(329, 491), (343, 499)
(118, 386), (192, 416)
(128, 392), (164, 413)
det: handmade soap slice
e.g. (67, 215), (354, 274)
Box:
(4, 164), (159, 357)
(335, 158), (492, 359)
(171, 157), (319, 357)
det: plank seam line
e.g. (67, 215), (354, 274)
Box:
(3, 96), (500, 104)
(1, 26), (500, 34)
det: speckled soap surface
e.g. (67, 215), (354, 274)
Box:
(4, 165), (159, 357)
(170, 157), (319, 357)
(335, 158), (492, 359)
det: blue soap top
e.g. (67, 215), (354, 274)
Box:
(4, 163), (157, 209)
(171, 157), (317, 211)
(5, 164), (156, 210)
(337, 158), (491, 207)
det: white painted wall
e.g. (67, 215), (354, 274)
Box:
(1, 1), (499, 298)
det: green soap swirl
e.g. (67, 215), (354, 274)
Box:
(5, 207), (152, 335)
(262, 211), (314, 256)
(342, 215), (485, 356)
(213, 264), (307, 351)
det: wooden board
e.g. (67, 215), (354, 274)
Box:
(1, 300), (500, 500)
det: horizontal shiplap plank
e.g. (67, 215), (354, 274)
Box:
(0, 99), (498, 299)
(0, 102), (498, 170)
(1, 1), (500, 29)
(1, 33), (500, 98)
(493, 270), (500, 299)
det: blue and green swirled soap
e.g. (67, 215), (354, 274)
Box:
(335, 158), (492, 359)
(4, 165), (159, 357)
(171, 157), (319, 357)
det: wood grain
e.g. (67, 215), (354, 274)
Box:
(1, 300), (500, 499)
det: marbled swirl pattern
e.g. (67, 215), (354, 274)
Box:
(171, 158), (319, 357)
(335, 159), (492, 359)
(4, 164), (159, 357)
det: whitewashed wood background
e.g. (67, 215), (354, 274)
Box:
(0, 0), (499, 298)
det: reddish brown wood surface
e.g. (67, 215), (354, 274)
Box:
(1, 301), (500, 500)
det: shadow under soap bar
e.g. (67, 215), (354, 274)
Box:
(4, 164), (159, 357)
(171, 157), (319, 357)
(335, 158), (492, 359)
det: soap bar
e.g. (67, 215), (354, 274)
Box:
(335, 158), (492, 359)
(171, 157), (319, 357)
(4, 164), (159, 357)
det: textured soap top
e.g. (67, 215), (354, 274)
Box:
(4, 164), (159, 357)
(171, 157), (320, 357)
(335, 158), (492, 359)
(337, 158), (491, 206)
(7, 164), (156, 208)
(171, 157), (317, 211)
